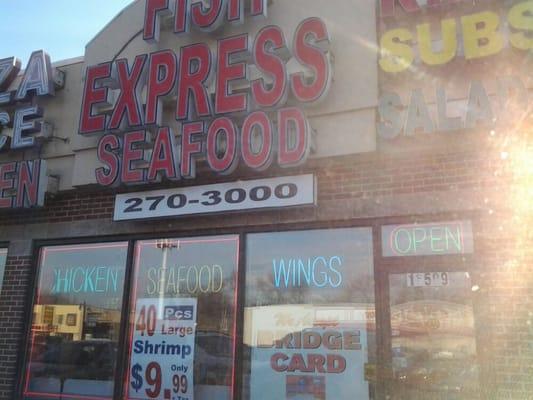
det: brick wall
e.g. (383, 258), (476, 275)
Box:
(315, 149), (509, 200)
(0, 145), (513, 227)
(0, 191), (115, 226)
(476, 213), (533, 400)
(0, 138), (528, 399)
(0, 256), (32, 399)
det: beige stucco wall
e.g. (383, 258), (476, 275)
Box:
(1, 60), (84, 191)
(0, 0), (380, 191)
(74, 0), (380, 186)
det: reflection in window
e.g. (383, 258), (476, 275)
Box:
(0, 248), (6, 295)
(23, 243), (128, 399)
(66, 314), (77, 327)
(126, 236), (239, 400)
(243, 228), (376, 400)
(388, 272), (480, 399)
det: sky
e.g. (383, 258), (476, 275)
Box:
(0, 0), (135, 65)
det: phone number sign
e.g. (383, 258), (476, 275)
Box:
(114, 174), (316, 221)
(127, 298), (197, 400)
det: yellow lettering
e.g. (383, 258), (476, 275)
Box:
(418, 18), (457, 65)
(508, 1), (533, 50)
(379, 28), (414, 72)
(461, 11), (504, 60)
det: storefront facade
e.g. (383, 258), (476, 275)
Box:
(0, 0), (531, 399)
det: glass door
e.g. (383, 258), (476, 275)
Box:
(385, 270), (481, 400)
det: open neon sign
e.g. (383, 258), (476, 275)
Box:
(382, 220), (474, 257)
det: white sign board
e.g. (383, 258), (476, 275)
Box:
(406, 272), (451, 287)
(114, 175), (316, 221)
(127, 298), (197, 400)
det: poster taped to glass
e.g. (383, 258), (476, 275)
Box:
(248, 305), (370, 400)
(127, 298), (197, 400)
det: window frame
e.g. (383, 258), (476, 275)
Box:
(373, 213), (488, 400)
(18, 238), (134, 400)
(124, 235), (241, 400)
(241, 226), (377, 400)
(0, 242), (8, 295)
(17, 209), (482, 400)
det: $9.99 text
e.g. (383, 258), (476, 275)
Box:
(131, 362), (188, 399)
(123, 182), (298, 214)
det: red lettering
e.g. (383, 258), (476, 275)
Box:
(291, 17), (332, 103)
(108, 55), (147, 130)
(180, 122), (205, 179)
(344, 331), (362, 350)
(145, 50), (177, 125)
(252, 26), (288, 108)
(250, 0), (267, 16)
(270, 353), (288, 372)
(427, 0), (465, 8)
(380, 0), (421, 17)
(96, 135), (121, 187)
(227, 0), (243, 23)
(324, 331), (343, 350)
(215, 34), (249, 115)
(174, 0), (189, 34)
(206, 117), (238, 174)
(287, 353), (312, 373)
(122, 130), (148, 184)
(278, 107), (309, 166)
(227, 0), (267, 22)
(307, 354), (327, 373)
(0, 162), (16, 208)
(241, 111), (273, 170)
(270, 353), (346, 374)
(148, 127), (178, 181)
(327, 354), (347, 373)
(302, 332), (322, 350)
(79, 63), (111, 134)
(144, 0), (175, 42)
(275, 333), (295, 349)
(191, 0), (225, 31)
(176, 44), (213, 120)
(16, 160), (41, 208)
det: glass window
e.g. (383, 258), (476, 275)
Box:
(0, 247), (6, 295)
(23, 242), (128, 399)
(388, 271), (480, 399)
(125, 236), (239, 400)
(243, 228), (376, 400)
